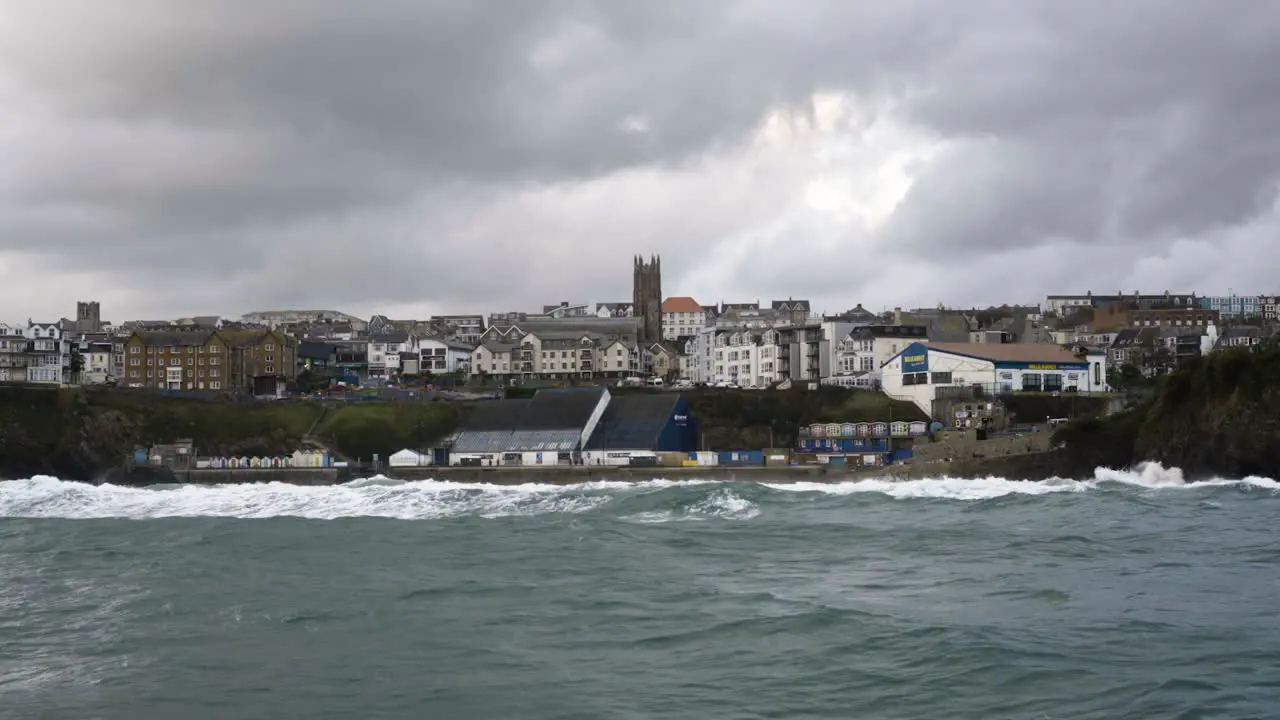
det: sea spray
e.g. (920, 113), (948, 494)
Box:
(0, 464), (1274, 520)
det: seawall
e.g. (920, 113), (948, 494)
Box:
(99, 467), (350, 487)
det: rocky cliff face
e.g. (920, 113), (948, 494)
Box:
(1054, 343), (1280, 480)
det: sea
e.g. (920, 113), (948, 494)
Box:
(2, 466), (1279, 720)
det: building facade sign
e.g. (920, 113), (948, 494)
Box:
(900, 342), (930, 373)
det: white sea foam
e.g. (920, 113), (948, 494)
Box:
(765, 462), (1279, 499)
(0, 464), (1273, 519)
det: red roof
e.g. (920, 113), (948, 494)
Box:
(662, 296), (702, 313)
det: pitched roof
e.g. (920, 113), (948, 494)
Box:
(461, 399), (532, 432)
(926, 342), (1087, 364)
(130, 330), (217, 347)
(584, 394), (681, 450)
(518, 387), (607, 431)
(662, 296), (702, 313)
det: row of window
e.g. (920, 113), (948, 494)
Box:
(129, 368), (223, 379)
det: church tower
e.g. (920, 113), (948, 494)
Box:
(632, 254), (662, 345)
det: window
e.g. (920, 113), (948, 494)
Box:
(129, 369), (139, 378)
(129, 346), (140, 354)
(902, 372), (928, 386)
(930, 372), (953, 384)
(210, 369), (219, 378)
(1022, 373), (1042, 391)
(187, 357), (194, 365)
(1093, 362), (1102, 387)
(210, 382), (221, 390)
(265, 343), (275, 351)
(187, 347), (194, 354)
(1044, 374), (1063, 392)
(130, 358), (140, 366)
(266, 355), (274, 363)
(265, 366), (274, 374)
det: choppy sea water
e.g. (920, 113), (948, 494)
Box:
(2, 466), (1279, 720)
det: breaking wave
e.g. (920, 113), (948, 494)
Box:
(0, 463), (1274, 520)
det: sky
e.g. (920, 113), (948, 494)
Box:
(2, 1), (1279, 323)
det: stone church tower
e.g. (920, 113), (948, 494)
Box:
(632, 254), (662, 345)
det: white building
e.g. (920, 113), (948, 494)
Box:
(1200, 294), (1262, 319)
(662, 297), (707, 340)
(24, 322), (69, 385)
(0, 322), (27, 383)
(709, 328), (785, 387)
(75, 338), (115, 384)
(881, 342), (1109, 417)
(367, 332), (418, 381)
(834, 324), (929, 380)
(416, 338), (472, 374)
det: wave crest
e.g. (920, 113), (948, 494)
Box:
(0, 463), (1273, 520)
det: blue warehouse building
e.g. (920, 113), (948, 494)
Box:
(583, 394), (699, 465)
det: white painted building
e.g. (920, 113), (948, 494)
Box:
(416, 338), (472, 374)
(367, 332), (418, 380)
(710, 328), (785, 387)
(472, 341), (515, 379)
(661, 297), (707, 340)
(835, 325), (930, 380)
(881, 341), (1109, 417)
(0, 322), (27, 383)
(25, 323), (69, 385)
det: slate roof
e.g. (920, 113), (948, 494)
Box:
(370, 332), (410, 344)
(926, 342), (1087, 364)
(462, 399), (531, 432)
(131, 330), (217, 347)
(584, 394), (680, 450)
(518, 387), (607, 431)
(451, 392), (603, 453)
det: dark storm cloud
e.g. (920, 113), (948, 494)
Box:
(1, 0), (1278, 317)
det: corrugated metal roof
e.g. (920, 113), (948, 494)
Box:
(451, 430), (513, 453)
(505, 429), (581, 452)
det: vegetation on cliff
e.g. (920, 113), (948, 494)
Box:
(608, 386), (925, 449)
(1053, 342), (1280, 478)
(0, 386), (460, 480)
(1, 384), (922, 480)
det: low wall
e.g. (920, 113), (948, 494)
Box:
(373, 465), (847, 485)
(180, 469), (348, 485)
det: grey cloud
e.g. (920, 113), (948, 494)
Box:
(1, 0), (1279, 318)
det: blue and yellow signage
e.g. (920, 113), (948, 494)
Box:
(900, 342), (929, 373)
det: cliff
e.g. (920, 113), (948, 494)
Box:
(680, 386), (926, 449)
(0, 386), (461, 481)
(1052, 343), (1280, 479)
(0, 385), (924, 481)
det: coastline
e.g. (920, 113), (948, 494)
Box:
(80, 449), (1067, 486)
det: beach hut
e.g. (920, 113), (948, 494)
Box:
(825, 423), (841, 438)
(855, 422), (871, 437)
(840, 423), (856, 437)
(810, 423), (826, 438)
(891, 421), (909, 437)
(909, 421), (928, 436)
